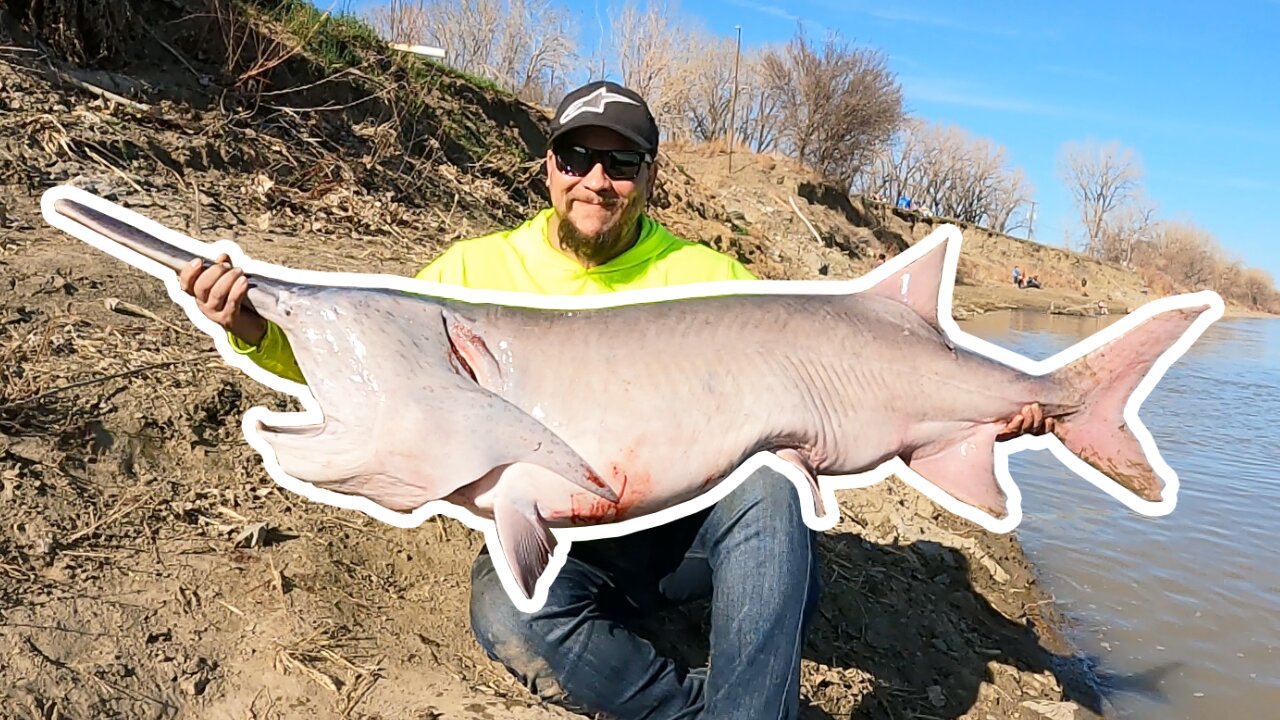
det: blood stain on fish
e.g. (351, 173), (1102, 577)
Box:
(570, 453), (651, 524)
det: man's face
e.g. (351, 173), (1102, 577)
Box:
(547, 126), (656, 251)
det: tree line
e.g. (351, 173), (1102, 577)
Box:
(360, 0), (1276, 312)
(1059, 140), (1277, 312)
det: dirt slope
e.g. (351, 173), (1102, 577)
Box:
(657, 143), (1173, 319)
(1, 4), (1118, 719)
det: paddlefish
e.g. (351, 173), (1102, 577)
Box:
(42, 186), (1224, 611)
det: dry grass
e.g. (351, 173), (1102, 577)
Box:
(273, 622), (383, 716)
(0, 302), (216, 428)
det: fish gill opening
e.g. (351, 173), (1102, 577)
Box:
(441, 314), (478, 384)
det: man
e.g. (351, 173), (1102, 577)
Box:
(179, 80), (1052, 719)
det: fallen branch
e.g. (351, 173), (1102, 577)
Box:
(82, 143), (145, 193)
(788, 196), (824, 245)
(49, 67), (152, 113)
(0, 352), (216, 411)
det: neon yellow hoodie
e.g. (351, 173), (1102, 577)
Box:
(227, 209), (757, 384)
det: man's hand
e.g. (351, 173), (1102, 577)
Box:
(178, 252), (267, 345)
(997, 402), (1055, 441)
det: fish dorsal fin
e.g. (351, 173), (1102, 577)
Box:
(863, 235), (950, 330)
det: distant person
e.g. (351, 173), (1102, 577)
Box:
(896, 195), (913, 209)
(175, 79), (1057, 720)
(1013, 265), (1023, 288)
(1026, 274), (1041, 289)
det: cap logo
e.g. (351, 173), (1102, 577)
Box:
(558, 86), (641, 124)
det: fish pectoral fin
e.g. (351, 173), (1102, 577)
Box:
(453, 387), (620, 505)
(430, 316), (619, 505)
(904, 423), (1006, 518)
(493, 498), (557, 601)
(775, 448), (828, 519)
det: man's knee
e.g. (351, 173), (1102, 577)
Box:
(719, 465), (811, 528)
(711, 466), (823, 595)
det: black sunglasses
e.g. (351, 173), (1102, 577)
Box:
(553, 144), (652, 181)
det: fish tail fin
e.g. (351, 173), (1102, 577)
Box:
(1047, 294), (1222, 506)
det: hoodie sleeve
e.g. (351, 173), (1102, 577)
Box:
(226, 321), (307, 385)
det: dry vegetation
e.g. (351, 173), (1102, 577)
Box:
(851, 118), (1034, 236)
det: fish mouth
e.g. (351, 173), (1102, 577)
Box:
(255, 419), (326, 436)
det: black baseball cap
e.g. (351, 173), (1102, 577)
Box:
(548, 81), (659, 155)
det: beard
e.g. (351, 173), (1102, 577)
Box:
(557, 191), (646, 263)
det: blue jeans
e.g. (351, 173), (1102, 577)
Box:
(468, 467), (823, 719)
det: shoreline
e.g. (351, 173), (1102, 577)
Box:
(954, 283), (1273, 319)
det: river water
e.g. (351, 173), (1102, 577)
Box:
(956, 309), (1280, 719)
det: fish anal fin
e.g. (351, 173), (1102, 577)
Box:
(493, 497), (557, 600)
(865, 236), (949, 329)
(775, 448), (827, 519)
(906, 423), (1006, 518)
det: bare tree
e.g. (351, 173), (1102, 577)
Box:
(986, 168), (1034, 235)
(674, 33), (739, 143)
(1059, 140), (1143, 258)
(1240, 268), (1277, 310)
(1098, 195), (1158, 266)
(605, 0), (687, 117)
(368, 0), (428, 45)
(1216, 258), (1244, 300)
(757, 25), (904, 188)
(852, 119), (1033, 234)
(1144, 220), (1219, 290)
(494, 0), (579, 104)
(575, 0), (722, 137)
(362, 0), (578, 105)
(736, 46), (787, 153)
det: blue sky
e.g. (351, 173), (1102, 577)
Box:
(336, 0), (1279, 280)
(691, 0), (1280, 278)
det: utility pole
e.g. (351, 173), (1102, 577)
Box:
(728, 24), (741, 175)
